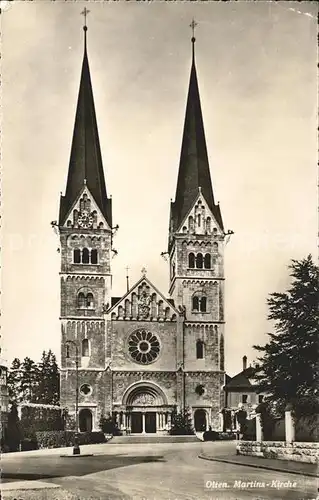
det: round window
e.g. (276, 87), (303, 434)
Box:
(128, 329), (160, 364)
(80, 384), (92, 396)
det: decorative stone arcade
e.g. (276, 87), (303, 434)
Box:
(113, 382), (174, 435)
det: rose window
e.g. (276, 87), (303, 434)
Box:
(128, 329), (160, 364)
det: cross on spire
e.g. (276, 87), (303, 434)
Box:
(81, 7), (90, 29)
(190, 19), (197, 39)
(141, 267), (147, 277)
(190, 19), (197, 61)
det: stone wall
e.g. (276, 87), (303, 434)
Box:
(237, 440), (319, 464)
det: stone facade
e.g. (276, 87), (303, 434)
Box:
(58, 31), (227, 435)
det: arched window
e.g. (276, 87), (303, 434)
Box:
(206, 217), (211, 233)
(82, 339), (89, 357)
(196, 340), (204, 359)
(213, 242), (218, 252)
(192, 291), (208, 313)
(197, 214), (201, 227)
(66, 345), (70, 358)
(204, 253), (211, 269)
(74, 249), (81, 264)
(192, 296), (199, 311)
(86, 293), (94, 308)
(82, 248), (90, 264)
(77, 292), (86, 308)
(188, 253), (195, 268)
(91, 249), (98, 264)
(200, 296), (207, 312)
(196, 253), (203, 269)
(188, 216), (194, 232)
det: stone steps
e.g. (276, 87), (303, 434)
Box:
(109, 434), (200, 444)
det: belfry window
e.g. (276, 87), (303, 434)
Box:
(77, 292), (86, 308)
(192, 292), (207, 313)
(200, 296), (207, 312)
(188, 253), (195, 268)
(82, 248), (90, 264)
(91, 249), (98, 264)
(196, 340), (204, 359)
(74, 249), (81, 264)
(192, 296), (199, 311)
(196, 253), (203, 269)
(204, 253), (211, 269)
(82, 339), (89, 357)
(74, 248), (98, 264)
(77, 289), (95, 309)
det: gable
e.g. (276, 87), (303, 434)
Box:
(176, 191), (223, 236)
(61, 185), (111, 231)
(107, 276), (178, 322)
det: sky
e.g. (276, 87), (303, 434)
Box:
(1, 1), (317, 376)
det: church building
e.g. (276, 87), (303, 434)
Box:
(58, 21), (227, 435)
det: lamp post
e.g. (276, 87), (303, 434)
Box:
(65, 340), (80, 455)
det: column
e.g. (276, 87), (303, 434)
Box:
(142, 413), (146, 434)
(285, 407), (295, 444)
(256, 413), (263, 442)
(156, 412), (160, 431)
(167, 412), (171, 429)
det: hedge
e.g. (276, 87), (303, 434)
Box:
(35, 431), (105, 449)
(21, 405), (64, 438)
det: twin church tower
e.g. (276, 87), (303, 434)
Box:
(58, 20), (227, 434)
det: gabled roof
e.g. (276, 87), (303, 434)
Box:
(225, 367), (255, 390)
(59, 27), (112, 226)
(107, 275), (179, 321)
(170, 38), (223, 233)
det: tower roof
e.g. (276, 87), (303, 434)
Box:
(59, 26), (112, 226)
(171, 36), (223, 232)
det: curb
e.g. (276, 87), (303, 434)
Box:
(198, 454), (319, 478)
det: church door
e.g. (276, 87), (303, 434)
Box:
(194, 409), (207, 431)
(131, 412), (143, 433)
(79, 409), (93, 432)
(145, 412), (156, 433)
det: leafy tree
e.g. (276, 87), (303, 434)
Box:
(36, 350), (60, 404)
(254, 255), (319, 415)
(169, 406), (194, 435)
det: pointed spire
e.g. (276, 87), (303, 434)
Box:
(59, 15), (112, 227)
(171, 24), (223, 232)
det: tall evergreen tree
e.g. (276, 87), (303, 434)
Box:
(20, 357), (40, 403)
(7, 358), (23, 403)
(37, 350), (60, 404)
(254, 255), (319, 415)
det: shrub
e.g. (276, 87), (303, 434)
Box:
(169, 407), (194, 435)
(35, 430), (105, 449)
(99, 414), (121, 435)
(218, 432), (237, 440)
(203, 429), (219, 441)
(242, 419), (256, 441)
(20, 437), (38, 451)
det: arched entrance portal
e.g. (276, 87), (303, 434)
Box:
(79, 409), (92, 432)
(194, 409), (207, 432)
(120, 382), (169, 434)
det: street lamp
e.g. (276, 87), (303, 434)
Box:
(65, 340), (80, 455)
